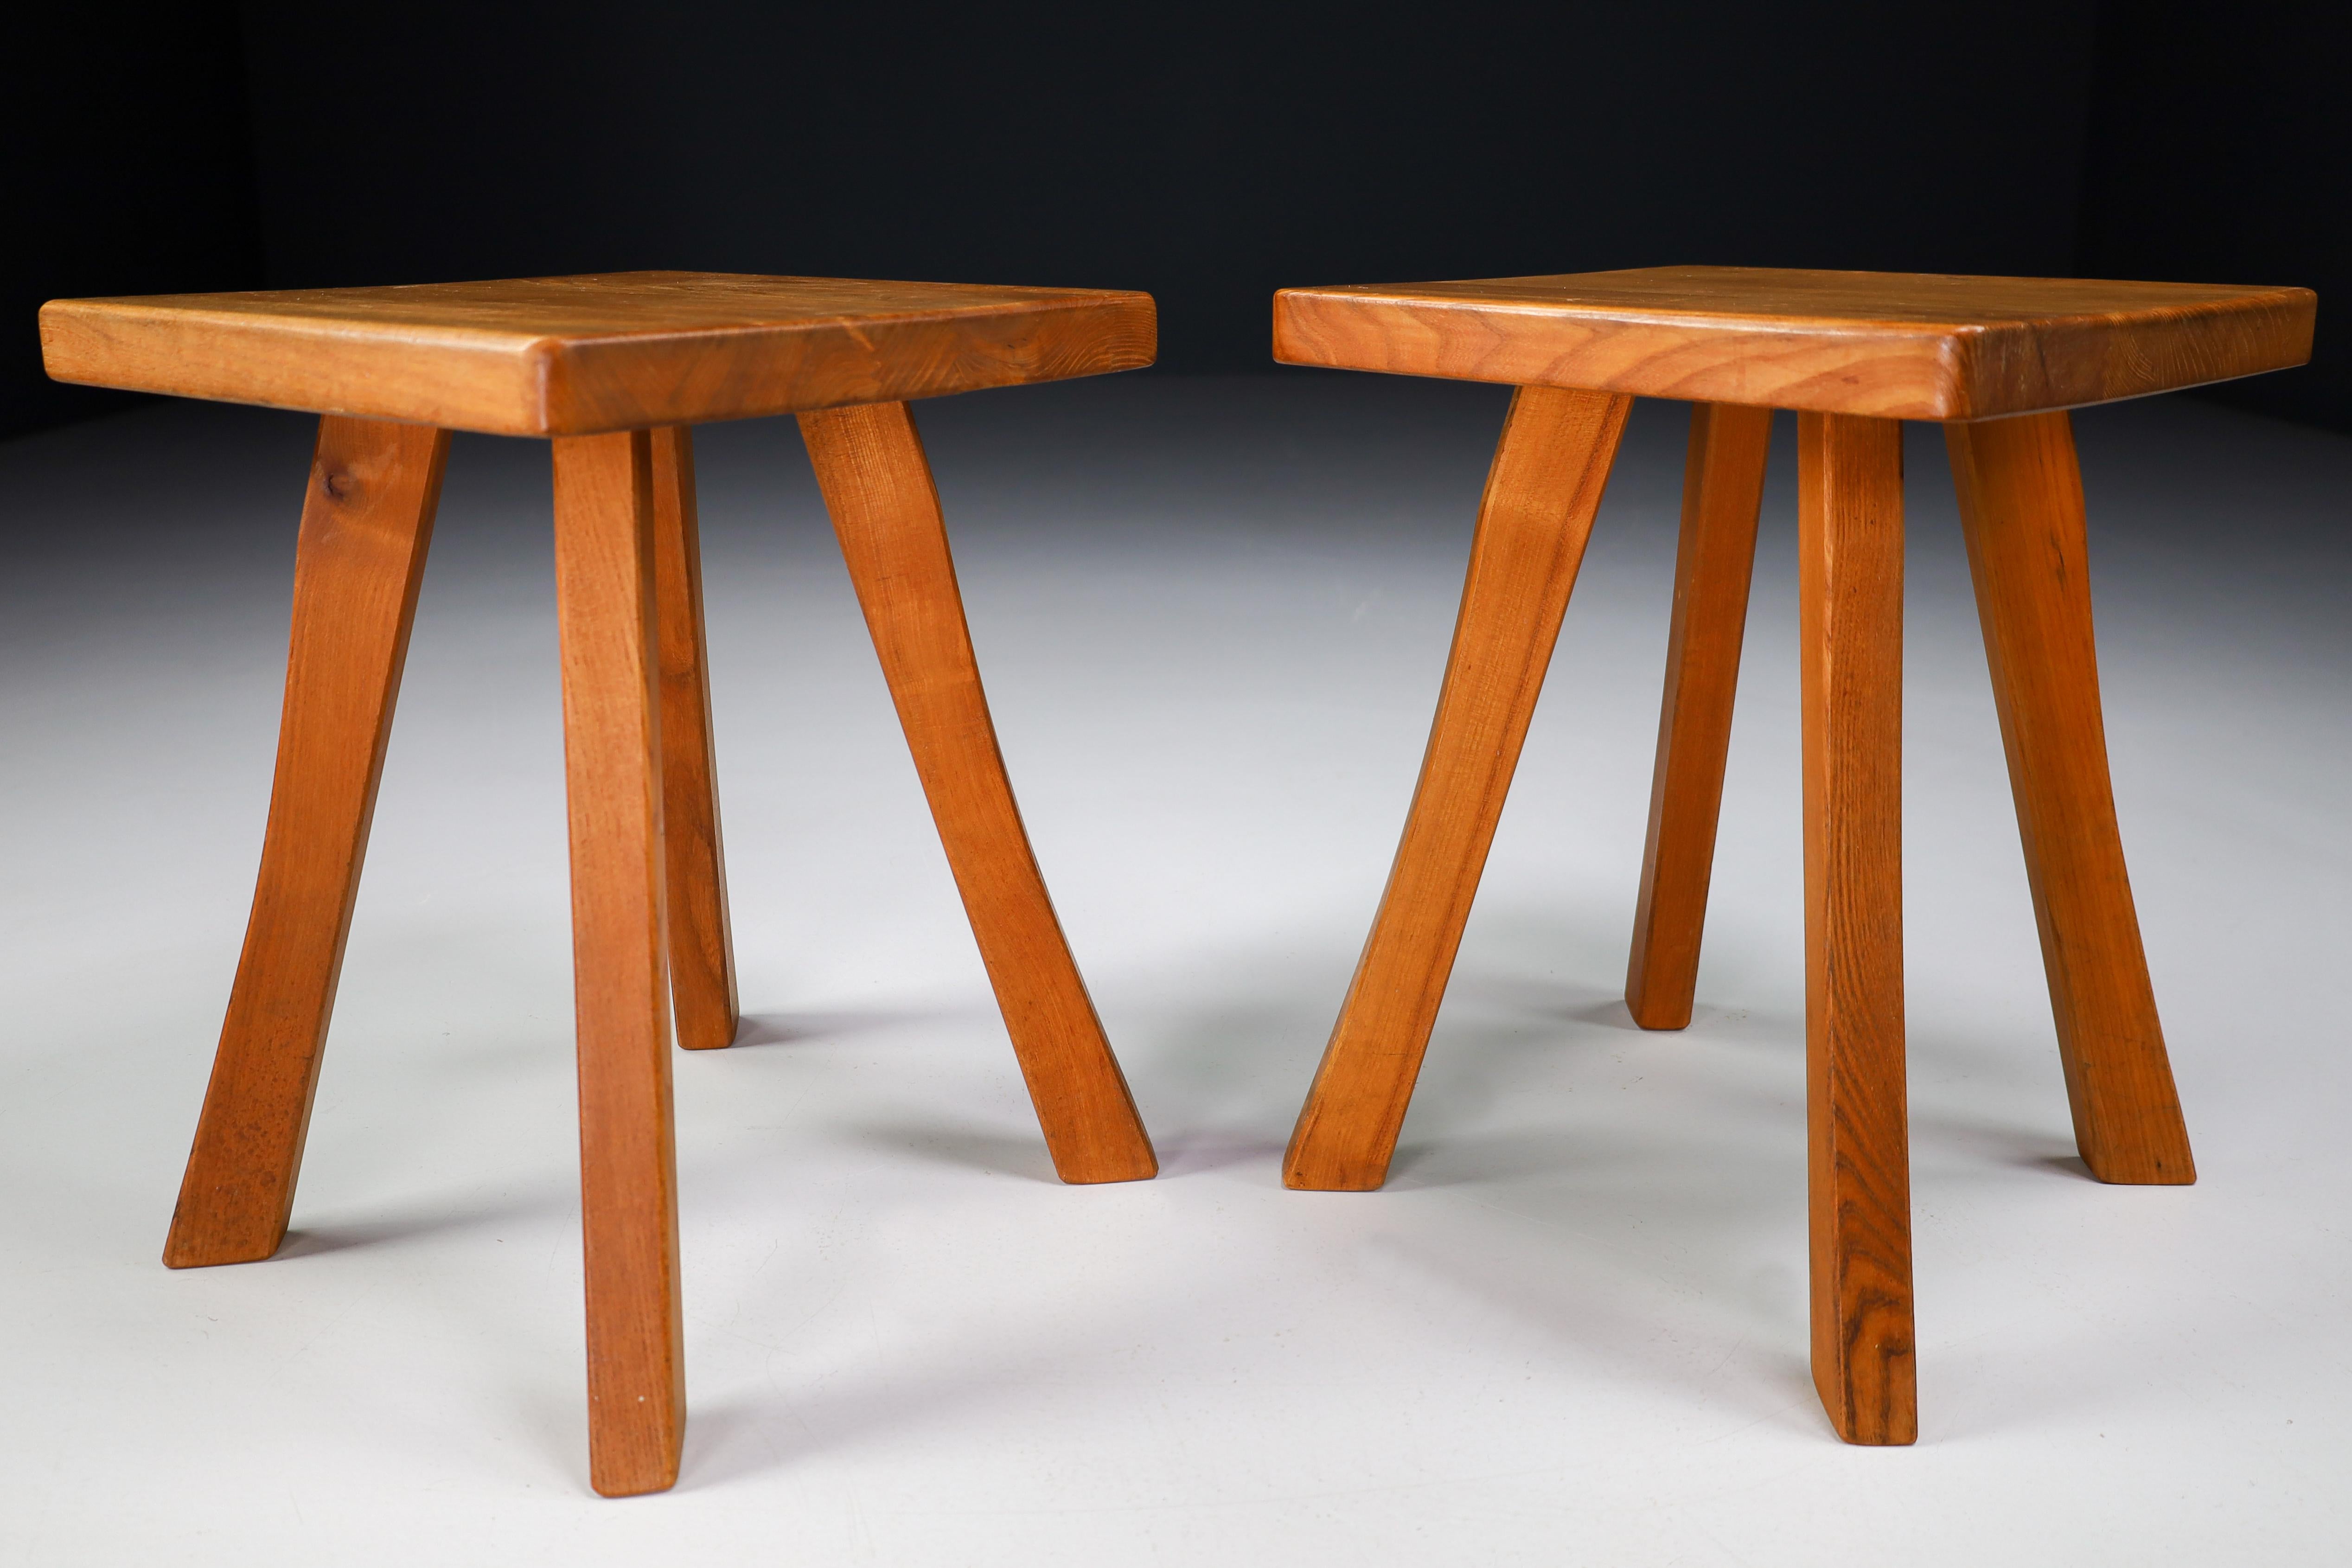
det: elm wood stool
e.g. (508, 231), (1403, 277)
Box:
(39, 271), (1162, 1495)
(1272, 266), (2316, 1444)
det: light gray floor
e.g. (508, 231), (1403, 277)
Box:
(1, 375), (2346, 1564)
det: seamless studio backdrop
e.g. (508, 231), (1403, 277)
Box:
(8, 0), (2352, 433)
(2, 4), (2350, 1565)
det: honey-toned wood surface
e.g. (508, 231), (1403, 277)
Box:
(1625, 403), (1773, 1030)
(1274, 266), (2314, 420)
(550, 430), (686, 1496)
(649, 427), (740, 1053)
(798, 401), (1157, 1184)
(1284, 386), (1632, 1191)
(40, 272), (1157, 437)
(1797, 412), (1916, 1446)
(165, 416), (447, 1269)
(1947, 413), (2195, 1185)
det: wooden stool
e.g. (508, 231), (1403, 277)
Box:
(40, 272), (1162, 1494)
(1271, 267), (2315, 1443)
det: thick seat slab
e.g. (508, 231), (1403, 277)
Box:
(1274, 266), (2314, 420)
(41, 272), (1156, 435)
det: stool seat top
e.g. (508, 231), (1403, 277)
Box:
(1274, 266), (2315, 421)
(40, 271), (1156, 436)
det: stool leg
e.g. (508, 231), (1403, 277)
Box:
(650, 428), (740, 1052)
(551, 431), (685, 1496)
(796, 401), (1157, 1185)
(1626, 403), (1773, 1029)
(1946, 414), (2194, 1184)
(1797, 412), (1915, 1445)
(1285, 386), (1633, 1191)
(164, 416), (447, 1268)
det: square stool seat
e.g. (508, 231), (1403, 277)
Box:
(40, 270), (1157, 434)
(1275, 265), (2315, 419)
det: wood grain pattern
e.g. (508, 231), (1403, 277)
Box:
(1285, 386), (1633, 1191)
(40, 272), (1157, 436)
(798, 401), (1157, 1184)
(550, 431), (685, 1496)
(650, 427), (739, 1053)
(164, 416), (447, 1268)
(1797, 412), (1915, 1446)
(1947, 413), (2194, 1184)
(1274, 266), (2315, 420)
(1626, 403), (1773, 1030)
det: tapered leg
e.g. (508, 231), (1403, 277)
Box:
(1946, 414), (2193, 1184)
(796, 401), (1156, 1184)
(552, 431), (685, 1496)
(1285, 386), (1633, 1191)
(1626, 403), (1773, 1029)
(165, 416), (448, 1269)
(650, 427), (740, 1052)
(1798, 412), (1915, 1445)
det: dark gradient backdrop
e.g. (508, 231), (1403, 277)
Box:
(7, 1), (2345, 437)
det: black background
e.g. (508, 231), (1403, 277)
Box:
(7, 1), (2345, 438)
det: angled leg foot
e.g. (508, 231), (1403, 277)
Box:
(797, 401), (1156, 1185)
(650, 427), (740, 1052)
(1285, 386), (1633, 1191)
(1798, 412), (1916, 1445)
(552, 431), (685, 1496)
(1946, 414), (2192, 1184)
(1626, 402), (1772, 1030)
(165, 416), (447, 1269)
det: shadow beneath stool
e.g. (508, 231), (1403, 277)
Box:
(1445, 970), (1638, 1030)
(672, 1255), (1194, 1491)
(1383, 1128), (1606, 1191)
(729, 1009), (940, 1049)
(676, 1354), (1066, 1492)
(1905, 1092), (2088, 1179)
(2032, 1152), (2097, 1182)
(1570, 997), (1652, 1034)
(845, 1120), (1060, 1183)
(276, 1186), (569, 1259)
(1149, 1129), (1289, 1181)
(275, 1223), (428, 1261)
(672, 1398), (781, 1491)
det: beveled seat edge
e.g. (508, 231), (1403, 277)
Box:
(1271, 284), (2314, 420)
(39, 291), (1158, 436)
